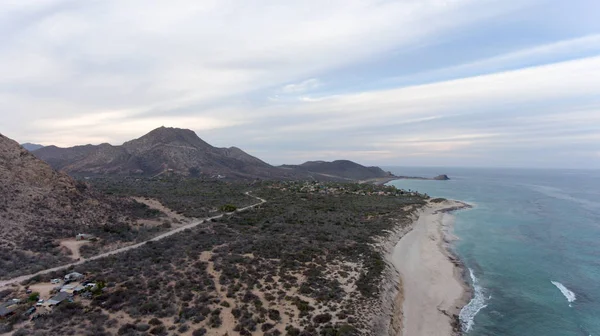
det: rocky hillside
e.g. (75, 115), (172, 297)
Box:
(0, 133), (155, 279)
(33, 127), (299, 179)
(281, 160), (394, 180)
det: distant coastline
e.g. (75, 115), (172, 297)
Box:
(362, 174), (450, 185)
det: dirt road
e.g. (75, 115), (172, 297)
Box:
(0, 192), (266, 288)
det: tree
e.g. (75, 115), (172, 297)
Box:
(28, 292), (40, 302)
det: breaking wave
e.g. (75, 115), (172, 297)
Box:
(551, 281), (576, 307)
(459, 268), (488, 332)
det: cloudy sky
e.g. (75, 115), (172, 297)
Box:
(2, 0), (600, 168)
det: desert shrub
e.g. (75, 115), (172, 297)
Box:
(285, 326), (301, 336)
(262, 323), (275, 331)
(268, 309), (280, 321)
(132, 323), (148, 332)
(313, 313), (332, 324)
(148, 317), (162, 325)
(117, 323), (137, 335)
(149, 325), (166, 335)
(192, 328), (207, 336)
(220, 204), (237, 212)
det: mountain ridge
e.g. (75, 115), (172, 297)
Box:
(33, 127), (294, 179)
(31, 127), (395, 181)
(21, 143), (45, 151)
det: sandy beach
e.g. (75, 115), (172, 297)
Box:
(390, 200), (471, 336)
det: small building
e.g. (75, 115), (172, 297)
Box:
(47, 292), (72, 306)
(60, 284), (75, 294)
(64, 272), (84, 282)
(61, 284), (86, 295)
(0, 302), (16, 319)
(76, 233), (96, 241)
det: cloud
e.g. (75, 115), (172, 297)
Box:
(386, 34), (600, 86)
(214, 56), (600, 166)
(281, 78), (322, 94)
(1, 0), (527, 131)
(255, 56), (600, 132)
(2, 0), (599, 168)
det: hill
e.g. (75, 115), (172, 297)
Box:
(0, 134), (157, 279)
(20, 143), (44, 151)
(281, 160), (394, 180)
(33, 127), (299, 179)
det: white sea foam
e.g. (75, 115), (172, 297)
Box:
(459, 268), (488, 332)
(551, 281), (576, 307)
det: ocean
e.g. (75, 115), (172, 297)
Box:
(386, 167), (600, 336)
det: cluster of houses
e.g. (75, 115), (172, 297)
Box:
(272, 181), (425, 198)
(37, 272), (98, 307)
(0, 271), (101, 321)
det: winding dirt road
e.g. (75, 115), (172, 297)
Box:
(0, 192), (266, 288)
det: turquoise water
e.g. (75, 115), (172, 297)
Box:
(386, 167), (600, 336)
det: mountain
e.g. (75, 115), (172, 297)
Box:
(281, 160), (394, 180)
(32, 144), (102, 171)
(20, 143), (44, 151)
(33, 127), (298, 179)
(0, 133), (145, 278)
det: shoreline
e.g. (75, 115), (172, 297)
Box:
(362, 176), (450, 185)
(389, 199), (472, 336)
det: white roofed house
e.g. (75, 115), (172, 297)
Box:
(60, 284), (86, 295)
(64, 272), (84, 282)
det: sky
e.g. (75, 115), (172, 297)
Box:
(2, 0), (600, 168)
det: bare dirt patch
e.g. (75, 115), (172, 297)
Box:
(133, 197), (187, 221)
(59, 239), (89, 260)
(28, 283), (57, 301)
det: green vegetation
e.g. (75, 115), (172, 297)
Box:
(27, 292), (39, 302)
(219, 204), (237, 212)
(89, 176), (257, 217)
